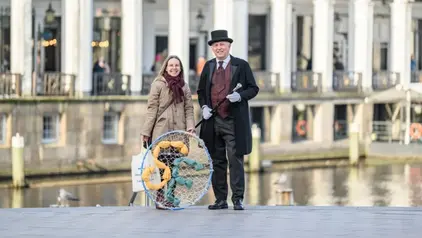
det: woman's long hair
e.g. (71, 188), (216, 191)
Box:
(156, 55), (185, 81)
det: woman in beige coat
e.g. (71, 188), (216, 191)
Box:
(140, 55), (195, 209)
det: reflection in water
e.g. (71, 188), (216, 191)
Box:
(1, 163), (422, 208)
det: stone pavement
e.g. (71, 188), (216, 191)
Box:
(0, 205), (421, 238)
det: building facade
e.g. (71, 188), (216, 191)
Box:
(1, 0), (422, 174)
(1, 0), (422, 97)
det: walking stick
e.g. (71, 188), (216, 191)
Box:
(195, 83), (243, 128)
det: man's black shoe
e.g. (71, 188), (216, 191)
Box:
(233, 200), (244, 210)
(208, 200), (228, 210)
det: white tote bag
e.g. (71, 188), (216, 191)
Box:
(131, 147), (161, 192)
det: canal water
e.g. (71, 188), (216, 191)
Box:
(1, 162), (422, 208)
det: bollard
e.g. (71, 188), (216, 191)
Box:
(249, 124), (262, 173)
(12, 133), (26, 188)
(349, 122), (360, 166)
(276, 188), (294, 206)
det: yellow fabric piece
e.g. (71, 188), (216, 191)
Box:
(141, 140), (189, 191)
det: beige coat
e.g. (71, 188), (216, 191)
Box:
(141, 76), (195, 142)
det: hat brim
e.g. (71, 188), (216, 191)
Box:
(207, 38), (233, 46)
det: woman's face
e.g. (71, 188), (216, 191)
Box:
(165, 58), (181, 77)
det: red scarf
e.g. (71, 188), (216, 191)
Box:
(164, 72), (185, 104)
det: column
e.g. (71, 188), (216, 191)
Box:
(270, 104), (293, 143)
(347, 0), (355, 70)
(206, 2), (214, 60)
(11, 0), (32, 95)
(213, 0), (234, 42)
(353, 0), (374, 91)
(232, 0), (248, 60)
(168, 0), (189, 83)
(142, 2), (156, 74)
(353, 103), (373, 140)
(390, 0), (412, 88)
(62, 0), (79, 94)
(213, 0), (248, 59)
(263, 106), (271, 142)
(313, 102), (334, 143)
(122, 0), (143, 94)
(78, 0), (94, 95)
(312, 0), (334, 91)
(270, 0), (293, 93)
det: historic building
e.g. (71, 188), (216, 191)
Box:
(0, 0), (421, 174)
(1, 0), (420, 96)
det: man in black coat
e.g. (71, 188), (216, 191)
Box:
(197, 30), (259, 210)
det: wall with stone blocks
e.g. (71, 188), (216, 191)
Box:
(0, 100), (202, 171)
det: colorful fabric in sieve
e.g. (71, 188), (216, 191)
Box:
(165, 157), (205, 206)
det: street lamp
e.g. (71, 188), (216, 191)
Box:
(196, 9), (205, 33)
(45, 2), (55, 24)
(334, 13), (347, 38)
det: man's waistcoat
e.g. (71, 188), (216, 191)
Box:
(211, 63), (231, 118)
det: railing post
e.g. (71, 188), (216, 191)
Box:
(276, 188), (294, 206)
(349, 122), (360, 166)
(12, 133), (27, 188)
(249, 124), (262, 173)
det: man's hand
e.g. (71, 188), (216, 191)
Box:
(226, 92), (241, 102)
(202, 105), (212, 120)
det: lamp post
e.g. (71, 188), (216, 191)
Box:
(334, 12), (348, 69)
(196, 9), (205, 33)
(196, 9), (207, 58)
(44, 2), (55, 25)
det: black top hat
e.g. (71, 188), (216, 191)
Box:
(207, 30), (233, 46)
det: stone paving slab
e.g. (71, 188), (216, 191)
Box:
(0, 205), (421, 238)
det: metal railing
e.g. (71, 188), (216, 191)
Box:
(0, 73), (21, 97)
(372, 71), (400, 90)
(33, 72), (75, 96)
(254, 71), (279, 94)
(92, 72), (131, 96)
(371, 120), (404, 143)
(291, 71), (322, 92)
(332, 71), (362, 92)
(411, 71), (422, 83)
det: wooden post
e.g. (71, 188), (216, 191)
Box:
(12, 133), (26, 188)
(276, 188), (294, 206)
(349, 122), (360, 165)
(249, 124), (262, 173)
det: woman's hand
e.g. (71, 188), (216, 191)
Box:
(187, 128), (196, 134)
(142, 135), (150, 149)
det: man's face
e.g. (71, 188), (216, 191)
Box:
(211, 41), (230, 59)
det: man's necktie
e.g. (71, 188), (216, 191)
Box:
(218, 61), (224, 70)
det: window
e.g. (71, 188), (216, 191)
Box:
(0, 113), (6, 144)
(42, 114), (59, 143)
(102, 112), (119, 144)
